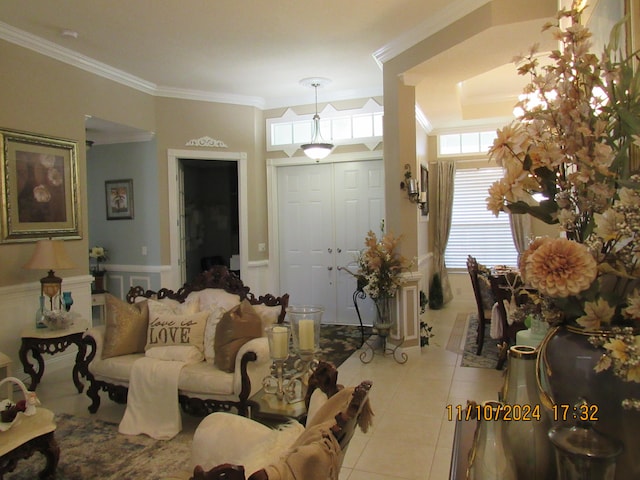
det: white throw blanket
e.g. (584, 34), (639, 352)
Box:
(119, 357), (184, 440)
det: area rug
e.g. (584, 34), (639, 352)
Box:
(317, 324), (373, 367)
(5, 413), (191, 480)
(447, 313), (500, 369)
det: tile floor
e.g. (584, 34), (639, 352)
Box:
(25, 296), (505, 480)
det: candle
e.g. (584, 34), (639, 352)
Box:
(420, 191), (427, 203)
(271, 326), (289, 359)
(298, 319), (315, 351)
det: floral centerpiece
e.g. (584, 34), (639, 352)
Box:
(89, 246), (108, 275)
(485, 6), (640, 475)
(486, 4), (639, 361)
(343, 223), (413, 330)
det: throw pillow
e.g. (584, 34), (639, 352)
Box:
(102, 294), (149, 359)
(214, 299), (263, 372)
(145, 310), (209, 352)
(202, 303), (229, 364)
(147, 296), (200, 318)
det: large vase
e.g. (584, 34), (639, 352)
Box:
(537, 326), (640, 480)
(373, 296), (392, 335)
(502, 346), (555, 479)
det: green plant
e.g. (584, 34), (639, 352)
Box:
(429, 273), (444, 310)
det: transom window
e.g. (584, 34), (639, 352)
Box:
(438, 131), (497, 156)
(266, 99), (383, 155)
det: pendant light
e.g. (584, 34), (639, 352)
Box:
(300, 78), (334, 162)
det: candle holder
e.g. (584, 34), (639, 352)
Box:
(288, 305), (323, 358)
(263, 324), (291, 401)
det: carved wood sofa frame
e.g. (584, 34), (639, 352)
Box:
(77, 266), (289, 417)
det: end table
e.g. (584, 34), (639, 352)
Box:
(0, 407), (59, 479)
(19, 320), (89, 392)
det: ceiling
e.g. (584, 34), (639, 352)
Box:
(0, 0), (560, 134)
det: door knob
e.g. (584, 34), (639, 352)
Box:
(328, 248), (333, 253)
(328, 266), (333, 271)
(337, 248), (342, 253)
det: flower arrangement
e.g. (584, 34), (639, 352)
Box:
(353, 227), (412, 301)
(486, 6), (640, 401)
(89, 246), (108, 274)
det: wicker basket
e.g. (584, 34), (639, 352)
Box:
(0, 376), (38, 431)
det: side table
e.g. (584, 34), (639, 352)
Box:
(0, 407), (59, 479)
(19, 321), (89, 392)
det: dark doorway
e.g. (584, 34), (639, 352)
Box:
(181, 159), (239, 283)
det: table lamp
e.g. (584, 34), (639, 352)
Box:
(24, 239), (75, 310)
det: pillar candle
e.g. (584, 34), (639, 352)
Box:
(271, 326), (289, 359)
(298, 319), (315, 351)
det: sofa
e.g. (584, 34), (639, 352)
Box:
(77, 266), (289, 417)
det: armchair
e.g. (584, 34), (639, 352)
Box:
(188, 362), (373, 480)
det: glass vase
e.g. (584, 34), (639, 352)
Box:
(35, 295), (47, 329)
(62, 291), (73, 312)
(467, 400), (517, 480)
(502, 345), (555, 479)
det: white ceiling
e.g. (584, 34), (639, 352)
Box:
(0, 0), (560, 133)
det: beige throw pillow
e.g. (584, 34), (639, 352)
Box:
(145, 310), (209, 351)
(102, 294), (149, 359)
(214, 299), (263, 372)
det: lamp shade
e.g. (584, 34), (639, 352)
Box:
(24, 240), (75, 271)
(301, 142), (333, 161)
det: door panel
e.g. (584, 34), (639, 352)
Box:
(278, 164), (334, 318)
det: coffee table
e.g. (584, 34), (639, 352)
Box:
(248, 388), (307, 426)
(0, 407), (59, 479)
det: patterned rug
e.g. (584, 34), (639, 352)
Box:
(318, 323), (373, 367)
(448, 313), (500, 368)
(5, 326), (368, 479)
(5, 413), (191, 480)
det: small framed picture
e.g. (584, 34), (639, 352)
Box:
(105, 179), (134, 220)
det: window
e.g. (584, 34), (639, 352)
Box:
(445, 166), (518, 269)
(438, 131), (498, 156)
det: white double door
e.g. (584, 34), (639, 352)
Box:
(277, 159), (385, 325)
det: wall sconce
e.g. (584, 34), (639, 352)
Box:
(400, 164), (427, 210)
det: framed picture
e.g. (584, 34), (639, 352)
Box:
(0, 128), (80, 243)
(420, 164), (429, 216)
(105, 179), (134, 220)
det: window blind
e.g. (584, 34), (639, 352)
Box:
(445, 166), (518, 269)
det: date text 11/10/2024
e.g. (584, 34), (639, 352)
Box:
(446, 403), (599, 422)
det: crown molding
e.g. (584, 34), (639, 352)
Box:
(0, 20), (382, 110)
(372, 0), (491, 67)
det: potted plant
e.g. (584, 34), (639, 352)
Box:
(89, 246), (108, 292)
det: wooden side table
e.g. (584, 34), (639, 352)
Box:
(0, 407), (59, 479)
(91, 292), (107, 324)
(19, 321), (89, 392)
(0, 353), (12, 401)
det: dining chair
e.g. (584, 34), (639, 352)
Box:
(466, 255), (495, 355)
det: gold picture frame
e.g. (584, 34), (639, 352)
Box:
(0, 128), (80, 243)
(105, 179), (134, 220)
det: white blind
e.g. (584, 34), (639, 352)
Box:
(445, 166), (518, 269)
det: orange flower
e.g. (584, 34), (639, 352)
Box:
(524, 237), (597, 297)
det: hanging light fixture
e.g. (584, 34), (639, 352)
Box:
(300, 78), (334, 162)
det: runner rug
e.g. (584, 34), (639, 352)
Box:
(447, 313), (500, 369)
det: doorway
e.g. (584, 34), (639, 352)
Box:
(181, 159), (239, 283)
(276, 158), (385, 325)
(167, 149), (247, 289)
